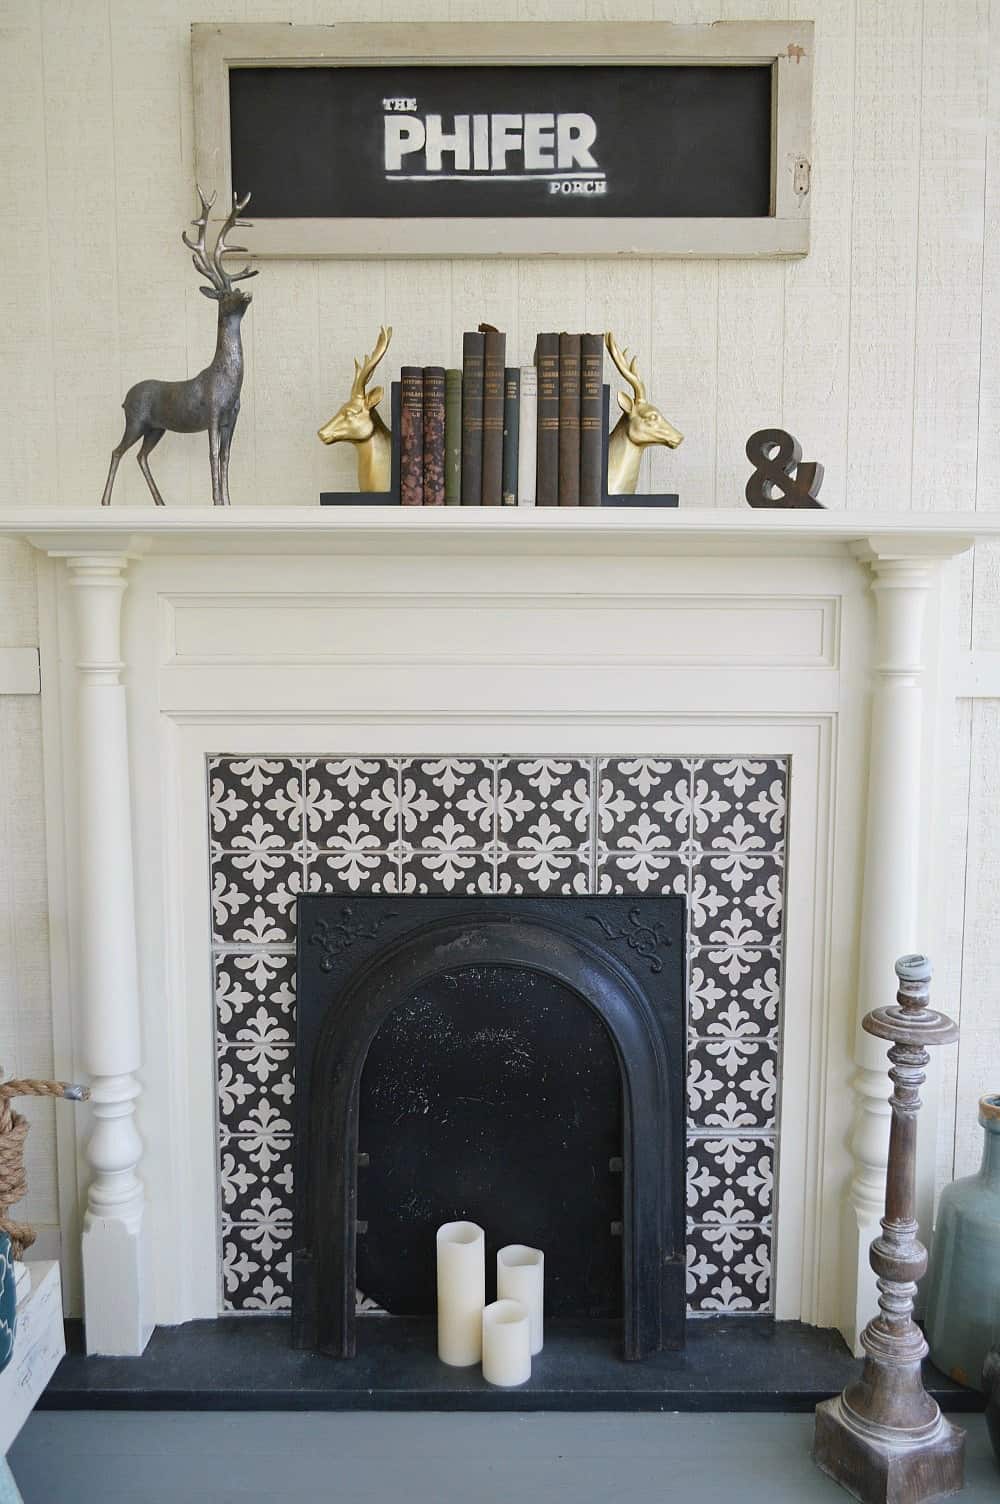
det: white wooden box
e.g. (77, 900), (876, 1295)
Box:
(0, 1263), (65, 1455)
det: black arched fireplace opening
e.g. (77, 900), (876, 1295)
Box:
(291, 896), (686, 1361)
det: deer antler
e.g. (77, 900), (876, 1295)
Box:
(605, 330), (646, 403)
(211, 191), (259, 291)
(182, 185), (221, 289)
(350, 325), (393, 398)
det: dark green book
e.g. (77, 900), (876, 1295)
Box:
(535, 332), (559, 508)
(444, 367), (462, 505)
(481, 328), (506, 507)
(461, 331), (485, 505)
(580, 333), (604, 507)
(502, 367), (520, 506)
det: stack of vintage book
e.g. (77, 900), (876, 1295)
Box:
(398, 329), (606, 507)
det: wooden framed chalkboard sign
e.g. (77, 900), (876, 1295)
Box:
(192, 21), (813, 260)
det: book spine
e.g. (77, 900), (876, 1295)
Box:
(501, 367), (520, 506)
(444, 368), (462, 505)
(460, 331), (484, 505)
(517, 366), (537, 506)
(558, 332), (581, 507)
(535, 333), (559, 507)
(481, 329), (506, 507)
(400, 366), (424, 507)
(580, 333), (604, 508)
(421, 366), (446, 506)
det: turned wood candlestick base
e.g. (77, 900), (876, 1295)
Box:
(814, 954), (965, 1504)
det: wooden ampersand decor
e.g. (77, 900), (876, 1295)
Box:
(814, 955), (965, 1504)
(745, 428), (825, 508)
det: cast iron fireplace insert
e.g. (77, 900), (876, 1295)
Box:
(292, 895), (686, 1361)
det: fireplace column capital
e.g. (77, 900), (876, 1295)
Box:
(843, 543), (943, 1355)
(62, 549), (152, 1356)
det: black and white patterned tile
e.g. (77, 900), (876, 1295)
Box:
(685, 1136), (774, 1226)
(306, 849), (399, 895)
(211, 850), (304, 946)
(221, 1228), (293, 1313)
(208, 758), (305, 848)
(208, 753), (788, 1318)
(398, 847), (496, 895)
(215, 953), (295, 1035)
(398, 758), (497, 848)
(686, 1223), (774, 1314)
(596, 850), (688, 900)
(302, 758), (400, 853)
(687, 1039), (778, 1131)
(596, 758), (693, 851)
(220, 1139), (294, 1224)
(494, 851), (592, 896)
(496, 758), (594, 853)
(689, 950), (781, 1035)
(685, 758), (787, 850)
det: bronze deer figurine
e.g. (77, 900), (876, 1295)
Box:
(100, 188), (258, 508)
(317, 325), (393, 492)
(605, 331), (683, 495)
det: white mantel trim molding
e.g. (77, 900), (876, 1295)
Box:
(1, 506), (995, 1359)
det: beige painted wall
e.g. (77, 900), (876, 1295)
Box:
(0, 0), (997, 1248)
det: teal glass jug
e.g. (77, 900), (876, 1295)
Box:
(924, 1094), (1000, 1390)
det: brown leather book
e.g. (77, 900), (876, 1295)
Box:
(580, 333), (604, 507)
(535, 333), (559, 508)
(400, 366), (424, 507)
(558, 332), (581, 506)
(422, 366), (446, 505)
(481, 329), (506, 506)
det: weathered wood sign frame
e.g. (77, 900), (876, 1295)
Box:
(192, 21), (813, 260)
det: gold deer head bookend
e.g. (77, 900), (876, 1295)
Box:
(605, 332), (683, 495)
(318, 326), (393, 492)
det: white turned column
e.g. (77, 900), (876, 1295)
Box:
(65, 553), (152, 1356)
(842, 547), (935, 1355)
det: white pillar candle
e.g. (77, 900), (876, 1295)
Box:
(497, 1244), (544, 1354)
(436, 1221), (486, 1367)
(482, 1299), (532, 1387)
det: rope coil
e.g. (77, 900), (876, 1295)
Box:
(0, 1077), (90, 1259)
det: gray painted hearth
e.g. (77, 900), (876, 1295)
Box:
(208, 755), (787, 1318)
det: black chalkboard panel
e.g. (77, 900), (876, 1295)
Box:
(229, 63), (772, 221)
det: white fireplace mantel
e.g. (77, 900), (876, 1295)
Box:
(2, 505), (996, 1359)
(7, 503), (994, 557)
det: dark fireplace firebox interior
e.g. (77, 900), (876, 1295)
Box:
(291, 895), (686, 1361)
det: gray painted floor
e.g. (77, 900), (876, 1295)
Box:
(7, 1413), (999, 1504)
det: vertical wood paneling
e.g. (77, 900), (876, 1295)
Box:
(0, 692), (56, 1227)
(954, 698), (1000, 1175)
(0, 2), (56, 506)
(41, 0), (121, 505)
(781, 0), (853, 510)
(648, 262), (718, 505)
(935, 697), (972, 1201)
(451, 262), (520, 365)
(911, 0), (988, 511)
(715, 0), (789, 503)
(847, 0), (922, 510)
(516, 258), (588, 366)
(251, 261), (321, 505)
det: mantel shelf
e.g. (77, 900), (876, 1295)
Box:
(0, 505), (997, 559)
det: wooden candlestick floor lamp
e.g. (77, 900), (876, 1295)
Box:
(814, 954), (965, 1503)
